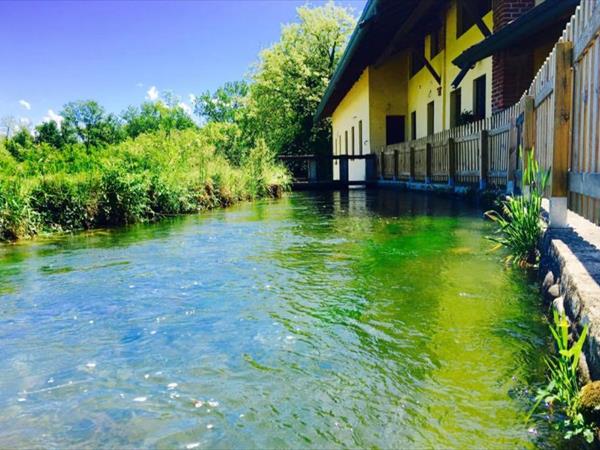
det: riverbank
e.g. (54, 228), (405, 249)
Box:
(0, 130), (289, 242)
(540, 203), (600, 382)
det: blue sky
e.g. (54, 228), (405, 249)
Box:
(1, 0), (365, 127)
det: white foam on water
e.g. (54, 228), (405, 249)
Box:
(207, 400), (219, 408)
(167, 383), (178, 390)
(206, 424), (214, 430)
(186, 443), (200, 449)
(133, 396), (147, 402)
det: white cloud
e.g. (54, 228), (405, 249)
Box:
(19, 99), (31, 110)
(189, 94), (196, 104)
(178, 102), (192, 115)
(43, 109), (64, 127)
(136, 82), (144, 88)
(146, 86), (159, 101)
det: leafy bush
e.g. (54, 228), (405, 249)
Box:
(98, 165), (151, 226)
(486, 148), (549, 266)
(30, 174), (100, 230)
(529, 310), (594, 444)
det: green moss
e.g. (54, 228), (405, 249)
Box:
(580, 381), (600, 423)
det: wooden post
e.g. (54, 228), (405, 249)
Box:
(378, 148), (384, 179)
(506, 118), (518, 194)
(425, 143), (432, 184)
(394, 149), (400, 181)
(409, 146), (416, 182)
(365, 154), (376, 182)
(448, 138), (456, 187)
(479, 130), (489, 190)
(522, 95), (535, 171)
(308, 158), (318, 182)
(549, 41), (573, 228)
(340, 156), (349, 184)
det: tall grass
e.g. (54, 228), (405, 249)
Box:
(0, 129), (289, 241)
(486, 148), (549, 266)
(529, 311), (594, 444)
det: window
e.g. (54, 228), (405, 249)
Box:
(457, 0), (492, 38)
(344, 130), (348, 155)
(410, 39), (425, 78)
(386, 116), (405, 145)
(430, 25), (444, 58)
(427, 101), (435, 136)
(450, 88), (462, 127)
(411, 111), (417, 140)
(358, 120), (363, 155)
(351, 126), (355, 155)
(473, 75), (486, 120)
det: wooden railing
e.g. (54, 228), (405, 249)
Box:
(378, 104), (521, 191)
(377, 0), (600, 226)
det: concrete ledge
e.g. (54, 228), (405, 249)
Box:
(377, 180), (470, 194)
(540, 207), (600, 379)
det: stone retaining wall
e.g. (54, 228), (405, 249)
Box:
(540, 212), (600, 382)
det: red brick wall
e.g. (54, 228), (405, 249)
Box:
(491, 0), (535, 112)
(493, 0), (534, 31)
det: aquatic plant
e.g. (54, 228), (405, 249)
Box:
(486, 148), (549, 267)
(529, 310), (594, 444)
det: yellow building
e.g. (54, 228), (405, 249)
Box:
(315, 0), (577, 179)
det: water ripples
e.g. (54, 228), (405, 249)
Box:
(0, 191), (553, 449)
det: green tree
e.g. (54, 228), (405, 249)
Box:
(193, 81), (249, 124)
(61, 100), (124, 148)
(35, 121), (64, 149)
(122, 101), (196, 139)
(5, 128), (34, 160)
(248, 2), (355, 155)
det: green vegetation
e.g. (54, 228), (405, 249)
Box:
(486, 148), (549, 267)
(529, 310), (595, 444)
(0, 129), (288, 241)
(0, 2), (356, 242)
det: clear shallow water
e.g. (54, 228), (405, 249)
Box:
(0, 190), (556, 449)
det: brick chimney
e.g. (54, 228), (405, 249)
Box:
(491, 0), (535, 112)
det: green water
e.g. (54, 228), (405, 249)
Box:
(0, 190), (557, 448)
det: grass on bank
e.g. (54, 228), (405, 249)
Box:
(0, 129), (289, 241)
(529, 311), (596, 445)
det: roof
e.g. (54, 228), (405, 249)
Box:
(452, 0), (579, 75)
(314, 0), (443, 122)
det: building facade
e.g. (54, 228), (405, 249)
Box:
(315, 0), (577, 181)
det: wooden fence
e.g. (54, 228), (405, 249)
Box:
(378, 104), (520, 191)
(377, 0), (600, 226)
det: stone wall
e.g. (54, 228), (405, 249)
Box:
(540, 215), (600, 381)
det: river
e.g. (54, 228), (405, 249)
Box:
(0, 190), (558, 448)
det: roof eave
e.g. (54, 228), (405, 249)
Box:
(313, 0), (381, 123)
